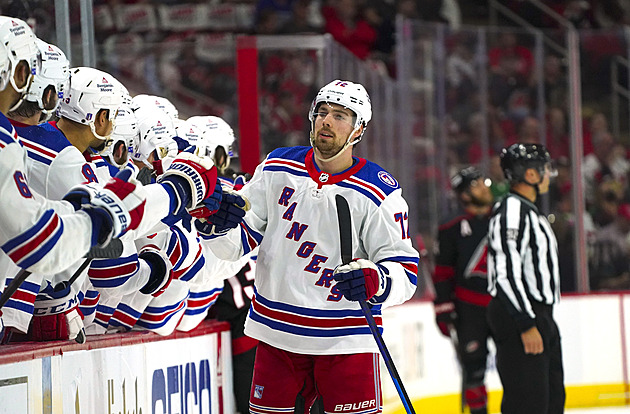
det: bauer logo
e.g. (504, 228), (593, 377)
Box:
(254, 385), (264, 399)
(378, 171), (398, 188)
(334, 400), (377, 412)
(151, 359), (212, 414)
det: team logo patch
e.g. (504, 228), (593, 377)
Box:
(378, 171), (398, 188)
(319, 172), (329, 183)
(254, 385), (264, 399)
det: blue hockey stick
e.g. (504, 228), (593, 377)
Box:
(335, 194), (416, 414)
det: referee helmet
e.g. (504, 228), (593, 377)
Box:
(500, 143), (552, 183)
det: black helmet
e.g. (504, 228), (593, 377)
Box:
(451, 166), (482, 193)
(500, 143), (551, 183)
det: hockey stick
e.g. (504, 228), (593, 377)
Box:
(0, 239), (124, 311)
(335, 195), (416, 414)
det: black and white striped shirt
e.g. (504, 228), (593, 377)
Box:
(488, 191), (560, 330)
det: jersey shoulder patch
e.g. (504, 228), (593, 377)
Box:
(353, 158), (400, 195)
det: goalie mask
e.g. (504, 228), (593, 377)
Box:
(308, 80), (371, 162)
(0, 17), (41, 112)
(132, 107), (178, 173)
(102, 102), (137, 168)
(132, 94), (178, 120)
(58, 67), (126, 148)
(25, 39), (69, 121)
(187, 115), (235, 173)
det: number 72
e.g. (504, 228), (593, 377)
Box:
(394, 212), (410, 239)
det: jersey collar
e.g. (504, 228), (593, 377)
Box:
(305, 148), (366, 186)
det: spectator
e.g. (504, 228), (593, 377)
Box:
(280, 0), (323, 34)
(488, 33), (534, 80)
(546, 107), (569, 160)
(321, 0), (377, 60)
(589, 203), (630, 291)
(583, 132), (630, 208)
(583, 112), (610, 156)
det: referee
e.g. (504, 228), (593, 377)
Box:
(487, 143), (565, 414)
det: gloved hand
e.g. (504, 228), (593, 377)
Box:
(232, 173), (251, 190)
(30, 286), (87, 344)
(138, 245), (174, 297)
(188, 180), (223, 219)
(434, 301), (456, 337)
(333, 259), (387, 302)
(158, 147), (218, 217)
(193, 189), (249, 238)
(64, 168), (146, 247)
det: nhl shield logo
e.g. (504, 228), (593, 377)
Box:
(254, 385), (264, 399)
(319, 172), (329, 183)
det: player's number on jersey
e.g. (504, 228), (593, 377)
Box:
(394, 212), (410, 240)
(14, 171), (32, 198)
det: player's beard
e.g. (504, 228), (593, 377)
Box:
(313, 128), (344, 159)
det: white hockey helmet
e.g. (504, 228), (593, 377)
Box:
(101, 102), (137, 168)
(132, 94), (178, 120)
(188, 115), (235, 171)
(58, 67), (126, 142)
(25, 39), (69, 118)
(174, 118), (204, 151)
(0, 16), (41, 109)
(308, 80), (372, 130)
(132, 107), (178, 168)
(0, 40), (9, 92)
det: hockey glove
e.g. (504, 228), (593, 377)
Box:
(188, 180), (223, 219)
(434, 301), (456, 337)
(333, 259), (387, 302)
(158, 147), (218, 217)
(30, 283), (86, 344)
(64, 168), (146, 247)
(138, 245), (174, 297)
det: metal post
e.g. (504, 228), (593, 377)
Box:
(55, 0), (72, 63)
(477, 27), (490, 174)
(567, 28), (588, 293)
(80, 0), (96, 67)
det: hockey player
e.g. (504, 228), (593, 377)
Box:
(0, 17), (146, 280)
(432, 166), (494, 414)
(188, 115), (235, 175)
(203, 80), (419, 413)
(101, 101), (137, 171)
(1, 59), (227, 341)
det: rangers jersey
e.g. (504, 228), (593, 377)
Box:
(0, 113), (93, 278)
(206, 146), (419, 355)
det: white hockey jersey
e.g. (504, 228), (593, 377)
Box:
(206, 146), (419, 355)
(0, 114), (93, 281)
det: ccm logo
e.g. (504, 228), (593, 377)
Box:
(334, 400), (376, 412)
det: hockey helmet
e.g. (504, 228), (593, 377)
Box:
(25, 39), (69, 116)
(188, 115), (235, 171)
(500, 143), (552, 183)
(451, 166), (483, 194)
(308, 80), (372, 130)
(132, 94), (178, 120)
(0, 17), (41, 105)
(132, 107), (178, 168)
(58, 67), (126, 142)
(102, 102), (138, 167)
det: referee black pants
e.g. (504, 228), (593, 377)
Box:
(487, 298), (565, 414)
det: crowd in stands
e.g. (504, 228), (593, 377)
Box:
(4, 0), (630, 295)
